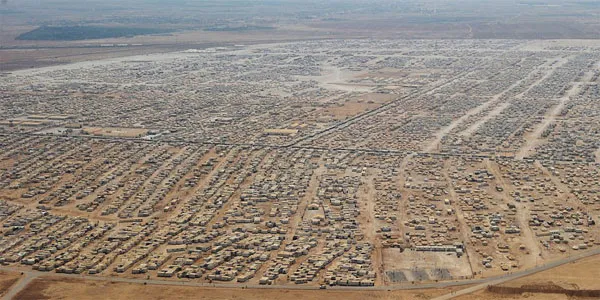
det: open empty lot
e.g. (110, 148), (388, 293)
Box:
(0, 271), (21, 298)
(455, 253), (600, 299)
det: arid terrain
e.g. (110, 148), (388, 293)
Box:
(456, 254), (600, 299)
(1, 1), (600, 299)
(11, 278), (459, 300)
(5, 253), (600, 299)
(1, 39), (600, 299)
(3, 0), (600, 71)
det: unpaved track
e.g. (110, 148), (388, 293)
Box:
(458, 57), (564, 138)
(441, 159), (475, 276)
(359, 170), (384, 285)
(484, 159), (541, 266)
(291, 67), (474, 147)
(426, 56), (554, 151)
(459, 102), (510, 137)
(515, 81), (583, 160)
(516, 61), (596, 160)
(2, 272), (36, 300)
(424, 97), (498, 152)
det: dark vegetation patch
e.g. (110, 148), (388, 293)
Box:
(16, 26), (174, 41)
(203, 25), (275, 32)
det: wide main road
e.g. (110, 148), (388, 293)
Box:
(2, 247), (600, 299)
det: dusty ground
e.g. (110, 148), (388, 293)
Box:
(454, 254), (600, 299)
(9, 253), (600, 300)
(82, 127), (149, 138)
(499, 254), (600, 290)
(0, 271), (21, 297)
(455, 290), (589, 300)
(317, 93), (394, 121)
(13, 278), (459, 300)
